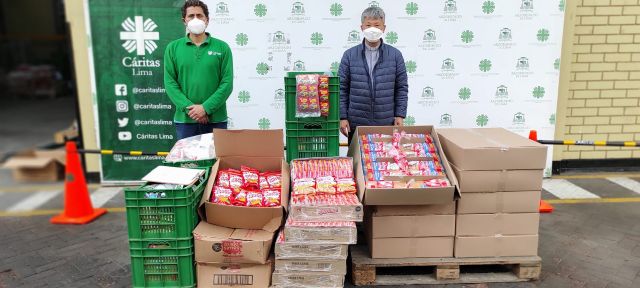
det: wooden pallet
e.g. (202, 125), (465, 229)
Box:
(350, 246), (541, 286)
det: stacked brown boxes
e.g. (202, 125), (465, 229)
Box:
(437, 128), (547, 258)
(196, 130), (290, 288)
(351, 126), (459, 259)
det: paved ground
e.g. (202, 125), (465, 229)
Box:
(1, 98), (640, 287)
(0, 171), (639, 287)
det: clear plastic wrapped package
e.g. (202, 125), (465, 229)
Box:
(165, 133), (215, 163)
(274, 258), (346, 274)
(271, 273), (345, 288)
(295, 74), (321, 118)
(283, 218), (357, 244)
(289, 194), (363, 222)
(274, 230), (348, 260)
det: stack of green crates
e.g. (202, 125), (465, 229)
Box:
(125, 168), (208, 288)
(284, 71), (340, 161)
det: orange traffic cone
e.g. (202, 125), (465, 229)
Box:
(50, 141), (107, 224)
(529, 130), (554, 214)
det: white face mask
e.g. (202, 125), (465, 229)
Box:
(363, 27), (383, 42)
(187, 18), (206, 35)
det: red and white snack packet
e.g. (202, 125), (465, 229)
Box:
(231, 188), (248, 206)
(241, 165), (260, 189)
(228, 170), (244, 191)
(212, 186), (233, 205)
(259, 173), (270, 190)
(262, 189), (281, 207)
(293, 178), (316, 196)
(266, 172), (282, 188)
(216, 170), (230, 187)
(246, 190), (263, 207)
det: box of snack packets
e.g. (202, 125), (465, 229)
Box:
(348, 126), (459, 205)
(200, 129), (290, 232)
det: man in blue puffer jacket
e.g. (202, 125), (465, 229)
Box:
(339, 6), (409, 144)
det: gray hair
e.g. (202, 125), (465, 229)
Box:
(361, 7), (385, 23)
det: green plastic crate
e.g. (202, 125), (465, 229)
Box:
(129, 238), (195, 288)
(286, 121), (339, 161)
(162, 158), (216, 169)
(125, 170), (207, 239)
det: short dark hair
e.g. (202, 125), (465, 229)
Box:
(182, 0), (209, 19)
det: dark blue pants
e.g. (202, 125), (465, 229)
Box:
(175, 122), (228, 140)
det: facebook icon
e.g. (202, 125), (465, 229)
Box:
(115, 84), (127, 96)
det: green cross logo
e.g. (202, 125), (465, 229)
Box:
(235, 33), (248, 46)
(458, 87), (471, 100)
(406, 61), (417, 73)
(256, 62), (270, 75)
(238, 90), (250, 103)
(406, 2), (419, 16)
(476, 114), (489, 127)
(330, 61), (340, 75)
(385, 31), (398, 44)
(404, 116), (416, 126)
(482, 1), (495, 14)
(311, 32), (323, 45)
(537, 29), (550, 42)
(330, 3), (343, 16)
(258, 118), (271, 129)
(254, 3), (267, 17)
(461, 30), (474, 43)
(533, 86), (545, 99)
(549, 113), (556, 125)
(559, 0), (565, 12)
(479, 59), (492, 72)
(554, 58), (560, 70)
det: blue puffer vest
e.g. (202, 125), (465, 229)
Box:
(338, 39), (408, 128)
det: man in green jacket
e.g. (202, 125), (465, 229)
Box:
(164, 0), (233, 139)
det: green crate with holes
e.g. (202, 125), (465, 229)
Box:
(129, 238), (195, 288)
(286, 121), (339, 161)
(124, 169), (207, 239)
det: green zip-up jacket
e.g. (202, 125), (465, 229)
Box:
(164, 33), (233, 123)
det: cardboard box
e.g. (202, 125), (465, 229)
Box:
(200, 130), (290, 231)
(271, 273), (344, 288)
(193, 222), (274, 264)
(284, 218), (357, 244)
(289, 194), (363, 222)
(197, 260), (273, 288)
(452, 165), (544, 193)
(456, 213), (540, 236)
(3, 149), (66, 182)
(368, 203), (455, 216)
(368, 214), (455, 238)
(275, 230), (348, 260)
(437, 128), (547, 171)
(455, 235), (539, 257)
(457, 191), (541, 214)
(349, 126), (459, 205)
(368, 237), (454, 258)
(275, 259), (346, 274)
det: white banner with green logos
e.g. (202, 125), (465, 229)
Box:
(207, 0), (565, 177)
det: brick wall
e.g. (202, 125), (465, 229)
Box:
(560, 0), (640, 159)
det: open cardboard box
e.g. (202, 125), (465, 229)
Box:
(200, 130), (289, 232)
(3, 149), (66, 182)
(436, 128), (547, 171)
(349, 126), (459, 205)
